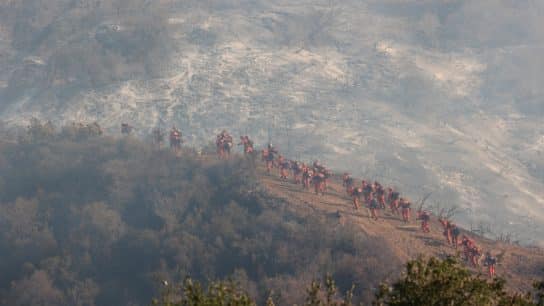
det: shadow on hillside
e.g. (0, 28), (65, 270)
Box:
(396, 225), (419, 232)
(416, 235), (444, 247)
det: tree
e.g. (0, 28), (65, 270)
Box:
(374, 257), (534, 306)
(152, 278), (255, 306)
(535, 280), (544, 306)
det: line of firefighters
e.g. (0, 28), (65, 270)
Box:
(122, 124), (498, 277)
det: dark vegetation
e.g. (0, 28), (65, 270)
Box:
(153, 257), (544, 306)
(0, 121), (401, 306)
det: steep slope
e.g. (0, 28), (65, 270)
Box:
(256, 162), (544, 292)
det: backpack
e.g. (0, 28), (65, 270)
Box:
(452, 227), (460, 236)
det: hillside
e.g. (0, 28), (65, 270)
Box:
(0, 126), (542, 305)
(0, 132), (402, 305)
(1, 0), (543, 245)
(256, 161), (544, 293)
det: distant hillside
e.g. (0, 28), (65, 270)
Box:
(0, 0), (543, 245)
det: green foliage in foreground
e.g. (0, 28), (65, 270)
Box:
(153, 258), (544, 306)
(152, 278), (256, 306)
(153, 275), (355, 306)
(374, 257), (539, 306)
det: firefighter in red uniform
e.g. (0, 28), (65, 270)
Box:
(169, 126), (182, 150)
(417, 210), (431, 233)
(439, 218), (453, 245)
(376, 184), (386, 209)
(483, 252), (497, 277)
(292, 161), (303, 184)
(313, 171), (326, 195)
(388, 188), (400, 215)
(279, 157), (290, 180)
(351, 186), (363, 210)
(238, 136), (254, 154)
(400, 198), (411, 222)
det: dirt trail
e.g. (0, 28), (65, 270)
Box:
(256, 164), (544, 292)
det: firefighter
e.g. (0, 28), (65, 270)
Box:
(169, 126), (182, 150)
(417, 210), (431, 233)
(483, 252), (497, 277)
(376, 184), (386, 209)
(368, 193), (380, 220)
(351, 186), (363, 210)
(388, 188), (400, 215)
(342, 173), (351, 187)
(400, 198), (411, 222)
(461, 236), (480, 266)
(238, 136), (254, 154)
(451, 223), (460, 247)
(279, 157), (290, 180)
(470, 245), (482, 267)
(363, 181), (373, 204)
(265, 144), (278, 173)
(216, 130), (233, 159)
(292, 161), (303, 184)
(302, 165), (313, 190)
(343, 174), (355, 195)
(439, 218), (453, 245)
(313, 171), (326, 195)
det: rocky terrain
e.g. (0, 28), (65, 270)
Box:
(0, 0), (543, 244)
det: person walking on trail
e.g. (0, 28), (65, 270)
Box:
(302, 165), (313, 190)
(279, 157), (291, 180)
(376, 184), (386, 210)
(417, 210), (431, 233)
(351, 186), (363, 210)
(388, 188), (400, 215)
(461, 235), (481, 267)
(368, 193), (380, 220)
(169, 126), (182, 151)
(363, 181), (373, 203)
(399, 198), (411, 222)
(238, 136), (254, 155)
(342, 173), (351, 187)
(265, 144), (278, 173)
(450, 223), (460, 247)
(470, 245), (482, 267)
(291, 161), (303, 184)
(439, 218), (453, 245)
(312, 171), (326, 196)
(483, 252), (497, 277)
(216, 130), (233, 159)
(343, 173), (355, 195)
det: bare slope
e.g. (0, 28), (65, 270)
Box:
(256, 163), (544, 293)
